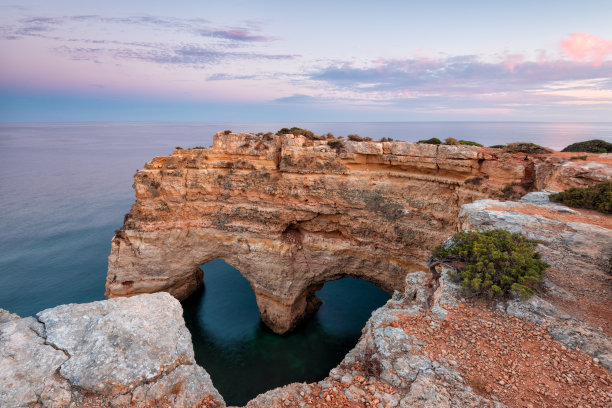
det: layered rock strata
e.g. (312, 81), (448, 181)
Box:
(0, 293), (224, 408)
(107, 132), (612, 333)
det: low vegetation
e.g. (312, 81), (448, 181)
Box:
(431, 229), (548, 299)
(417, 137), (442, 145)
(347, 134), (374, 141)
(417, 137), (482, 147)
(549, 181), (612, 214)
(569, 155), (588, 161)
(327, 140), (344, 150)
(502, 142), (552, 154)
(445, 137), (460, 145)
(277, 127), (324, 140)
(562, 139), (612, 153)
(459, 140), (483, 147)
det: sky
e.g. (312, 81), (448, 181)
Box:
(1, 0), (612, 122)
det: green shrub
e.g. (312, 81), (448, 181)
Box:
(417, 137), (442, 145)
(562, 139), (612, 153)
(503, 142), (552, 154)
(549, 181), (612, 214)
(431, 229), (548, 299)
(569, 155), (588, 161)
(489, 144), (505, 149)
(348, 134), (364, 141)
(380, 137), (394, 142)
(459, 140), (484, 147)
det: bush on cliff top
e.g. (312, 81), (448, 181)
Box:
(549, 181), (612, 214)
(431, 229), (548, 299)
(503, 142), (552, 154)
(561, 139), (612, 153)
(418, 137), (442, 145)
(459, 140), (484, 147)
(278, 127), (324, 140)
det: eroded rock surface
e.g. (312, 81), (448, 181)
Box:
(106, 132), (612, 333)
(459, 195), (612, 369)
(244, 271), (612, 408)
(0, 293), (224, 408)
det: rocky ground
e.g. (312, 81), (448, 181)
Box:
(243, 192), (612, 407)
(2, 191), (610, 407)
(244, 271), (611, 408)
(0, 293), (224, 407)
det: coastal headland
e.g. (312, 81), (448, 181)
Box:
(107, 131), (610, 334)
(2, 131), (611, 407)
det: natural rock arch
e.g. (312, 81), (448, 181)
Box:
(106, 131), (594, 333)
(107, 223), (408, 334)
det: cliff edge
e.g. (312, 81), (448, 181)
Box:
(107, 132), (612, 334)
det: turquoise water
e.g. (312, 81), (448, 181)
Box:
(183, 259), (389, 405)
(1, 122), (611, 404)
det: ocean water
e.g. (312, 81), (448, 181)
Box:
(1, 122), (611, 404)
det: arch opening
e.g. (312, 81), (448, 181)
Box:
(181, 258), (391, 406)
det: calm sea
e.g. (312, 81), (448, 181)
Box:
(1, 122), (611, 404)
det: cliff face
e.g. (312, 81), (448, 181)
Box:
(106, 132), (611, 333)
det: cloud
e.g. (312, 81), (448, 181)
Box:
(4, 13), (275, 45)
(207, 29), (274, 42)
(54, 44), (295, 67)
(3, 12), (290, 67)
(207, 73), (258, 80)
(309, 56), (612, 95)
(274, 94), (317, 103)
(561, 33), (612, 66)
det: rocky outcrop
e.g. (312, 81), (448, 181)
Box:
(459, 194), (612, 369)
(244, 270), (612, 408)
(107, 132), (612, 334)
(0, 293), (224, 408)
(6, 190), (612, 407)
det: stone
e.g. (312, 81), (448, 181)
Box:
(520, 191), (555, 203)
(106, 132), (612, 333)
(37, 293), (195, 395)
(0, 314), (69, 407)
(0, 295), (225, 408)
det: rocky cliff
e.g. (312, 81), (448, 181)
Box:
(4, 193), (611, 407)
(106, 132), (612, 333)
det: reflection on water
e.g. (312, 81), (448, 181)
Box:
(182, 259), (390, 406)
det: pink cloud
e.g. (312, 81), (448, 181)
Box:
(561, 33), (612, 66)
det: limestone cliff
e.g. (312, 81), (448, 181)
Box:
(106, 132), (612, 333)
